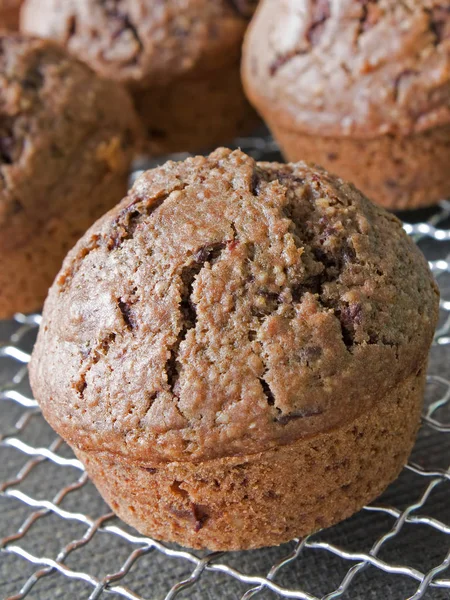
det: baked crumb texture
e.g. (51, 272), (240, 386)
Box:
(30, 148), (439, 549)
(242, 0), (450, 209)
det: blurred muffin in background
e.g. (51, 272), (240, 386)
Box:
(22, 0), (260, 155)
(243, 0), (450, 210)
(0, 34), (140, 318)
(0, 0), (22, 30)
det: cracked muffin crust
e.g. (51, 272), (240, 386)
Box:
(0, 0), (23, 30)
(21, 0), (259, 155)
(30, 148), (439, 549)
(0, 34), (139, 318)
(242, 0), (450, 209)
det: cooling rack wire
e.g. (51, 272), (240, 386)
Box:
(1, 137), (450, 600)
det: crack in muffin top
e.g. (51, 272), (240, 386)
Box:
(30, 148), (439, 464)
(243, 0), (450, 137)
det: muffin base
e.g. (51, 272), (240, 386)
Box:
(75, 367), (425, 551)
(0, 172), (128, 319)
(133, 62), (259, 156)
(270, 122), (450, 210)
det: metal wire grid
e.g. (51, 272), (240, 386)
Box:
(1, 141), (450, 600)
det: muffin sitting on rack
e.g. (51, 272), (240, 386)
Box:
(0, 34), (139, 318)
(22, 0), (260, 155)
(243, 0), (450, 210)
(30, 148), (439, 550)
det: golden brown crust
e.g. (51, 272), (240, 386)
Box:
(29, 148), (439, 465)
(76, 368), (425, 550)
(270, 122), (450, 210)
(0, 34), (140, 318)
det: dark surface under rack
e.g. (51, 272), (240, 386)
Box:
(1, 137), (450, 600)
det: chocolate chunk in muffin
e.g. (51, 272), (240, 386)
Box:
(22, 0), (260, 155)
(0, 33), (140, 318)
(243, 0), (450, 209)
(30, 148), (439, 550)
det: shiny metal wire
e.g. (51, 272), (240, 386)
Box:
(1, 137), (450, 600)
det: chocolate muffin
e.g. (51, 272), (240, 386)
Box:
(0, 34), (139, 318)
(242, 0), (450, 210)
(30, 148), (439, 550)
(21, 0), (259, 155)
(0, 0), (22, 30)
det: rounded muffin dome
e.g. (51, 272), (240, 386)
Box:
(243, 0), (450, 137)
(22, 0), (255, 87)
(30, 148), (439, 465)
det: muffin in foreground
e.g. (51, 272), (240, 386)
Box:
(0, 0), (22, 30)
(0, 34), (139, 318)
(30, 148), (439, 550)
(242, 0), (450, 210)
(21, 0), (259, 155)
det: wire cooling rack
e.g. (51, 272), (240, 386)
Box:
(1, 137), (450, 600)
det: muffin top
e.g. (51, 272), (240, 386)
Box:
(21, 0), (258, 88)
(243, 0), (450, 137)
(0, 34), (139, 253)
(30, 148), (439, 464)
